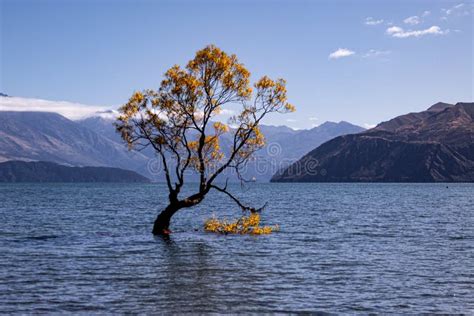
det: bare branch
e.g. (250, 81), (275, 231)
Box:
(210, 184), (267, 213)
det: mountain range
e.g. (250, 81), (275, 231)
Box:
(2, 94), (472, 183)
(272, 102), (474, 182)
(0, 97), (364, 181)
(78, 116), (365, 181)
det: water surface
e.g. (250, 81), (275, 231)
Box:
(0, 183), (472, 313)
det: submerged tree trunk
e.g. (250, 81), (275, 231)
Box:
(152, 204), (179, 235)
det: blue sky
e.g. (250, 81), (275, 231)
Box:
(1, 0), (473, 128)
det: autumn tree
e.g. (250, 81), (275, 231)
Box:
(116, 45), (295, 235)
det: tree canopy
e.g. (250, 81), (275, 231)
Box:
(115, 45), (295, 234)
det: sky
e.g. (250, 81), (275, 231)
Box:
(1, 0), (473, 129)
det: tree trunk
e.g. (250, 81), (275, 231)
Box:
(152, 204), (179, 235)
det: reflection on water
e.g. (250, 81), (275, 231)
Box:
(0, 183), (473, 313)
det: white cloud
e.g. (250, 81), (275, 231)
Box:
(286, 118), (297, 122)
(363, 49), (391, 58)
(386, 26), (403, 35)
(404, 16), (421, 25)
(94, 109), (119, 120)
(386, 25), (448, 38)
(365, 17), (384, 25)
(217, 108), (235, 116)
(0, 96), (111, 120)
(329, 48), (355, 59)
(0, 95), (239, 124)
(422, 11), (431, 17)
(364, 123), (376, 129)
(308, 117), (318, 121)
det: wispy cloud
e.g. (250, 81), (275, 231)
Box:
(329, 48), (355, 59)
(308, 117), (318, 121)
(441, 3), (471, 19)
(443, 3), (465, 15)
(365, 17), (384, 26)
(286, 118), (297, 123)
(404, 16), (421, 25)
(422, 11), (431, 17)
(0, 96), (111, 120)
(364, 123), (376, 129)
(386, 25), (448, 38)
(363, 49), (391, 58)
(328, 48), (391, 61)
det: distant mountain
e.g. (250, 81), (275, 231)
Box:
(78, 115), (365, 181)
(78, 115), (122, 143)
(0, 161), (150, 183)
(272, 102), (474, 182)
(266, 121), (365, 160)
(0, 93), (8, 97)
(0, 111), (151, 176)
(0, 108), (364, 182)
(240, 121), (365, 180)
(77, 115), (158, 160)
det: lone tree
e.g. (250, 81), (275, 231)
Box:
(116, 45), (295, 235)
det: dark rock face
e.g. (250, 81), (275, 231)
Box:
(0, 161), (150, 183)
(272, 102), (474, 182)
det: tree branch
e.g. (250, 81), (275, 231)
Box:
(210, 184), (267, 213)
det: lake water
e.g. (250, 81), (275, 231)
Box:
(0, 183), (472, 313)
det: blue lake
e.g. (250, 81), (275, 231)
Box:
(0, 183), (473, 313)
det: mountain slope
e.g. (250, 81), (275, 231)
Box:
(77, 114), (123, 143)
(268, 121), (365, 160)
(0, 112), (150, 175)
(0, 161), (150, 183)
(272, 102), (474, 182)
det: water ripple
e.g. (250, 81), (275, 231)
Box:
(0, 183), (473, 313)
